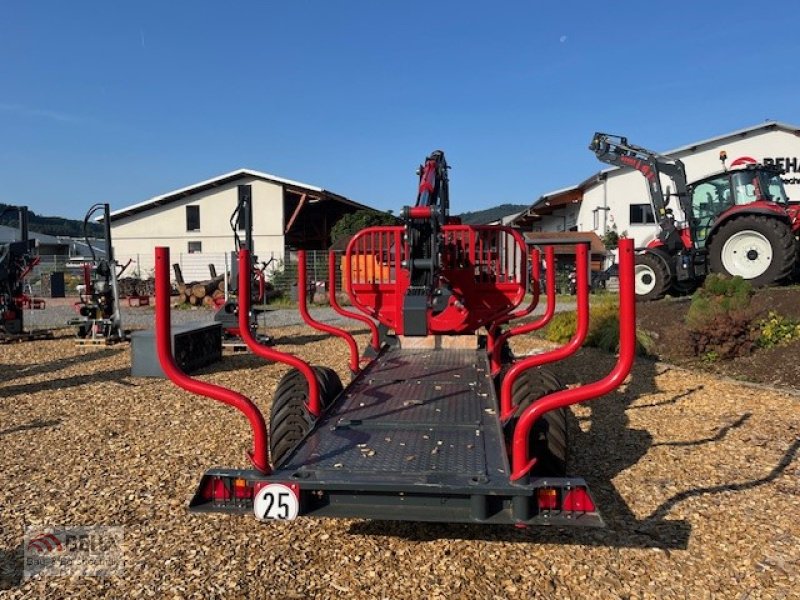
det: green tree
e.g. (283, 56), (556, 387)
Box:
(330, 210), (398, 244)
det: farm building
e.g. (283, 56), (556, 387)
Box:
(105, 169), (377, 279)
(514, 121), (800, 250)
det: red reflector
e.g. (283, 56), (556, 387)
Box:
(563, 487), (595, 512)
(537, 488), (558, 510)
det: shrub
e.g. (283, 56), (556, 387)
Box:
(685, 274), (756, 359)
(757, 311), (800, 349)
(544, 296), (653, 356)
(684, 274), (753, 330)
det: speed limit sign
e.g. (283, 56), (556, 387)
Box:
(253, 484), (300, 521)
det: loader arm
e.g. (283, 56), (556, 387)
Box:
(590, 132), (693, 252)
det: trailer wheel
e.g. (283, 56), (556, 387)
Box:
(504, 368), (568, 477)
(634, 252), (672, 301)
(269, 366), (342, 467)
(708, 215), (796, 286)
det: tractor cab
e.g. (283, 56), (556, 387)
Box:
(688, 164), (789, 248)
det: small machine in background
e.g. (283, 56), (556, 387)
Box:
(0, 205), (51, 342)
(69, 203), (128, 344)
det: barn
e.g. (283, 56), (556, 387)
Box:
(106, 168), (377, 279)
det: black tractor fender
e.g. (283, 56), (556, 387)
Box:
(635, 245), (674, 269)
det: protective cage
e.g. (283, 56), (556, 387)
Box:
(345, 225), (529, 335)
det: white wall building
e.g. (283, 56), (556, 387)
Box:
(106, 169), (375, 279)
(516, 121), (800, 252)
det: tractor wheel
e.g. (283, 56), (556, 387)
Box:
(708, 216), (796, 286)
(504, 367), (568, 477)
(670, 278), (699, 297)
(634, 252), (672, 302)
(269, 366), (342, 466)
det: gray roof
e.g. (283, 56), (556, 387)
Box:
(0, 224), (62, 245)
(106, 168), (375, 222)
(0, 225), (107, 257)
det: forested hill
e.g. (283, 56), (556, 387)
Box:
(456, 203), (528, 225)
(0, 203), (103, 237)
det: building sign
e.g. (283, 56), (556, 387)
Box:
(731, 155), (800, 185)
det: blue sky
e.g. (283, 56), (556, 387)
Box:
(2, 1), (798, 218)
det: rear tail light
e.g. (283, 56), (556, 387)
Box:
(535, 484), (595, 513)
(199, 475), (257, 503)
(537, 488), (558, 510)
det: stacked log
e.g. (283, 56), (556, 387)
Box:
(176, 275), (225, 306)
(118, 277), (156, 297)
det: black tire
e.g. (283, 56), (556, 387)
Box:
(502, 367), (568, 477)
(269, 366), (343, 467)
(670, 278), (699, 297)
(634, 252), (672, 302)
(708, 215), (796, 286)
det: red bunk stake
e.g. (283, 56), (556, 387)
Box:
(327, 251), (380, 353)
(491, 246), (557, 375)
(236, 250), (322, 417)
(154, 247), (270, 474)
(510, 238), (636, 481)
(499, 244), (589, 418)
(297, 250), (361, 374)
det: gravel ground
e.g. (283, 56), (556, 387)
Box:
(19, 298), (577, 332)
(1, 326), (798, 598)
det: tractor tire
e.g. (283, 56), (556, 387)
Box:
(503, 367), (568, 477)
(269, 366), (342, 467)
(634, 252), (672, 302)
(708, 215), (796, 286)
(670, 278), (699, 297)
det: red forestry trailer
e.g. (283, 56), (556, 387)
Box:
(155, 150), (636, 527)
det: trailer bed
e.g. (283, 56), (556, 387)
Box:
(191, 347), (603, 526)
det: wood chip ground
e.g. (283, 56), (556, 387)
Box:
(1, 325), (798, 598)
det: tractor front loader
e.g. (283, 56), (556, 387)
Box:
(155, 150), (637, 527)
(590, 132), (800, 300)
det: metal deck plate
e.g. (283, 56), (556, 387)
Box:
(276, 348), (511, 491)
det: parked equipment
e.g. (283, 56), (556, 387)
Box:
(212, 184), (272, 347)
(590, 132), (800, 300)
(69, 203), (127, 344)
(155, 150), (637, 527)
(0, 205), (50, 341)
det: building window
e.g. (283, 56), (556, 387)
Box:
(186, 205), (200, 231)
(188, 241), (202, 254)
(592, 209), (600, 230)
(629, 203), (656, 225)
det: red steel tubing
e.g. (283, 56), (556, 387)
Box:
(499, 244), (589, 418)
(237, 250), (321, 417)
(297, 250), (361, 374)
(507, 247), (541, 321)
(327, 251), (380, 352)
(486, 247), (540, 356)
(154, 247), (270, 474)
(490, 246), (557, 375)
(407, 206), (432, 219)
(510, 239), (636, 481)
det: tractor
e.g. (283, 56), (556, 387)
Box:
(154, 150), (637, 527)
(590, 133), (800, 301)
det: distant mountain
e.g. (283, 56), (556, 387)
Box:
(456, 203), (528, 225)
(0, 203), (103, 238)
